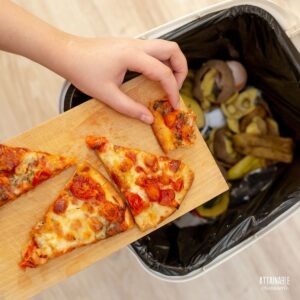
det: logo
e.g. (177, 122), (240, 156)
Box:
(259, 276), (290, 291)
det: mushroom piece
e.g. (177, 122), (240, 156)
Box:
(221, 88), (258, 120)
(213, 128), (240, 165)
(193, 60), (236, 106)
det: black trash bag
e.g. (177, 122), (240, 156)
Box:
(62, 5), (300, 277)
(131, 5), (300, 276)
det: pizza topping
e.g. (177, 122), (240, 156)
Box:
(53, 197), (68, 214)
(144, 155), (159, 172)
(158, 173), (171, 185)
(171, 178), (184, 192)
(70, 175), (105, 201)
(0, 145), (23, 172)
(80, 202), (94, 214)
(135, 174), (147, 187)
(65, 233), (76, 241)
(169, 160), (181, 172)
(119, 158), (133, 172)
(160, 189), (176, 207)
(144, 183), (160, 202)
(181, 125), (193, 140)
(125, 192), (147, 216)
(19, 240), (39, 268)
(135, 166), (145, 173)
(32, 169), (51, 186)
(85, 136), (108, 152)
(163, 111), (178, 128)
(89, 217), (103, 232)
(111, 172), (122, 186)
(100, 201), (123, 223)
(125, 151), (136, 163)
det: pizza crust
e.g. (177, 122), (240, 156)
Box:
(175, 167), (194, 206)
(135, 202), (176, 231)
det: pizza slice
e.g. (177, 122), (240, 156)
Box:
(20, 162), (134, 268)
(0, 144), (75, 207)
(149, 98), (196, 153)
(86, 136), (194, 231)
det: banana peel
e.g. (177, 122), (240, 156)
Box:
(227, 155), (266, 180)
(227, 118), (240, 133)
(233, 134), (294, 163)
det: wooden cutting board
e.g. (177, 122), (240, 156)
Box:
(0, 75), (227, 300)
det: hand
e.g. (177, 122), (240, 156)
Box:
(0, 1), (187, 124)
(61, 37), (188, 124)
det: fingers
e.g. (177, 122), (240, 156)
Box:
(141, 39), (188, 88)
(125, 50), (180, 108)
(93, 83), (154, 124)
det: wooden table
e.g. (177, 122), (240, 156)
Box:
(0, 1), (299, 299)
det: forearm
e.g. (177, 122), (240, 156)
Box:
(0, 0), (71, 76)
(0, 1), (187, 123)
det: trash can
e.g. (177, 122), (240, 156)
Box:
(59, 2), (300, 282)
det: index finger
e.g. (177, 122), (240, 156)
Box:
(125, 50), (180, 108)
(141, 39), (188, 88)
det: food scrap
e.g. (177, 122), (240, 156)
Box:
(180, 59), (294, 220)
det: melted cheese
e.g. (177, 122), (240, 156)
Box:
(25, 163), (131, 266)
(95, 142), (193, 231)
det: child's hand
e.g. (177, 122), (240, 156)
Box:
(60, 37), (188, 124)
(0, 1), (187, 124)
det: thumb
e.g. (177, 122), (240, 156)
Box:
(94, 83), (154, 124)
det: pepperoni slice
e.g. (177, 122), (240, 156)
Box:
(159, 189), (177, 207)
(89, 217), (103, 232)
(163, 111), (178, 128)
(135, 166), (145, 173)
(144, 155), (159, 172)
(100, 201), (123, 223)
(125, 192), (146, 216)
(32, 169), (52, 186)
(119, 158), (133, 172)
(70, 175), (105, 201)
(86, 136), (108, 152)
(158, 173), (170, 185)
(169, 160), (181, 172)
(171, 178), (184, 192)
(0, 145), (23, 172)
(53, 196), (68, 214)
(144, 183), (160, 202)
(111, 172), (122, 186)
(125, 151), (136, 163)
(135, 175), (147, 187)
